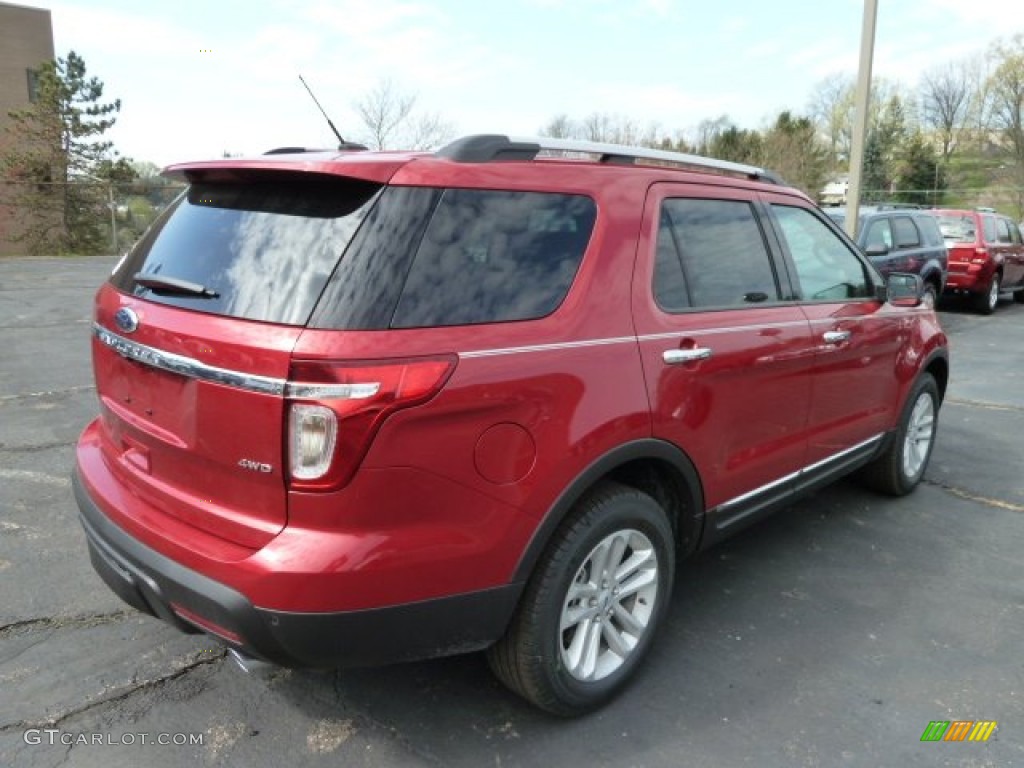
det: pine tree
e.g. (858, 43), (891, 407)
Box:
(895, 133), (944, 206)
(1, 51), (122, 254)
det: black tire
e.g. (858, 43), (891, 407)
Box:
(858, 373), (939, 496)
(921, 282), (938, 309)
(1014, 288), (1024, 304)
(973, 272), (1000, 315)
(487, 481), (674, 716)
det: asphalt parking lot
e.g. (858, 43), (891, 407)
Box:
(1, 255), (1022, 767)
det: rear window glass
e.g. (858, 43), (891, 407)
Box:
(389, 189), (596, 328)
(936, 214), (977, 243)
(111, 178), (381, 325)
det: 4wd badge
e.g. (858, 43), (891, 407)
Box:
(238, 458), (273, 474)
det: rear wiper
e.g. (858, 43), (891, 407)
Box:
(134, 273), (220, 298)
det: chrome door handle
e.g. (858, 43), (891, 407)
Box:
(663, 348), (712, 364)
(823, 330), (851, 344)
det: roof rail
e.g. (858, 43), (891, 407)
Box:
(436, 134), (785, 185)
(263, 141), (368, 155)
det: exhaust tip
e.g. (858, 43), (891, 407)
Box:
(228, 648), (274, 675)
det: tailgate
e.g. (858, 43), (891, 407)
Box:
(91, 170), (385, 548)
(93, 287), (297, 548)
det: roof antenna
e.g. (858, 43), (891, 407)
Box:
(298, 75), (367, 151)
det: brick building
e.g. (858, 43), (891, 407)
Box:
(0, 1), (55, 255)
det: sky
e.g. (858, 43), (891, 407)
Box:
(36, 0), (1024, 167)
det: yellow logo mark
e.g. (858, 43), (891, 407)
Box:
(968, 721), (998, 742)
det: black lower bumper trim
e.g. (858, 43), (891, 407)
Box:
(73, 469), (522, 667)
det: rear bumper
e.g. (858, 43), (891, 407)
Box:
(944, 261), (994, 293)
(73, 469), (520, 667)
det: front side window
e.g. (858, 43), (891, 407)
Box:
(864, 219), (893, 250)
(771, 205), (872, 301)
(655, 198), (779, 309)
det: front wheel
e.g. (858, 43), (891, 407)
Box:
(487, 481), (675, 716)
(858, 373), (939, 496)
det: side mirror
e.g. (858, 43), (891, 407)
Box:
(885, 272), (924, 307)
(865, 242), (889, 256)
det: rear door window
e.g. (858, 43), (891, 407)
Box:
(891, 216), (921, 249)
(654, 198), (780, 309)
(111, 177), (382, 325)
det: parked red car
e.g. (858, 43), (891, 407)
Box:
(75, 135), (949, 715)
(932, 207), (1024, 313)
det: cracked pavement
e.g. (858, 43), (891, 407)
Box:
(1, 256), (1022, 767)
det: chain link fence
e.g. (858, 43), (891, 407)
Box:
(0, 180), (185, 257)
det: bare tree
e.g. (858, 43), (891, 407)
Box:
(920, 61), (973, 161)
(808, 73), (856, 166)
(539, 114), (576, 138)
(989, 35), (1024, 216)
(691, 115), (734, 156)
(963, 53), (996, 150)
(353, 79), (454, 151)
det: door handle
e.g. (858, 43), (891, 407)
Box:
(823, 330), (851, 344)
(663, 347), (712, 364)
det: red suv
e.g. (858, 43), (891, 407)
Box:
(74, 135), (949, 715)
(933, 207), (1024, 313)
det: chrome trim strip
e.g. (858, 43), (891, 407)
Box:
(460, 321), (813, 360)
(93, 324), (286, 396)
(716, 434), (884, 513)
(460, 336), (636, 359)
(284, 382), (380, 399)
(800, 434), (883, 476)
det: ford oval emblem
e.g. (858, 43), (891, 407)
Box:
(114, 307), (139, 334)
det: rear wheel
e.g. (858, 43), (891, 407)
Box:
(973, 272), (1000, 314)
(858, 373), (939, 496)
(921, 283), (938, 309)
(1014, 288), (1024, 304)
(487, 481), (674, 716)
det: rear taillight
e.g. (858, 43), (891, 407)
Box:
(285, 356), (456, 490)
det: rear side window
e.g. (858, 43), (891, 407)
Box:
(917, 215), (944, 247)
(389, 189), (596, 328)
(996, 218), (1012, 244)
(111, 177), (381, 325)
(654, 198), (779, 309)
(982, 216), (997, 243)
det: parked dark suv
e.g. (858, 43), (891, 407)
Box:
(74, 135), (949, 716)
(825, 206), (947, 306)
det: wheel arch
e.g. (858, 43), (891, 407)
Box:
(511, 439), (705, 583)
(924, 349), (949, 405)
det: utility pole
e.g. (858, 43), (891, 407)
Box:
(844, 0), (879, 239)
